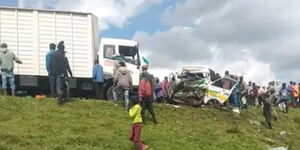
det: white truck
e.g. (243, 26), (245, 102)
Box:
(0, 6), (141, 98)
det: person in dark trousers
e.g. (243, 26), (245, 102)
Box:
(139, 72), (157, 124)
(279, 83), (291, 113)
(46, 43), (56, 97)
(50, 41), (71, 105)
(298, 83), (300, 107)
(252, 82), (259, 106)
(260, 88), (278, 129)
(239, 76), (248, 108)
(128, 96), (148, 150)
(155, 77), (164, 103)
(0, 43), (22, 96)
(63, 51), (73, 100)
(93, 59), (104, 99)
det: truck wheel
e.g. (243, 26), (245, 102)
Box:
(106, 86), (114, 100)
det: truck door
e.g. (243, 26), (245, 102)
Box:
(101, 44), (116, 77)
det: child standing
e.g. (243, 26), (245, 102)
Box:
(129, 96), (148, 150)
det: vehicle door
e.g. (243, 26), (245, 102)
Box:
(204, 77), (238, 104)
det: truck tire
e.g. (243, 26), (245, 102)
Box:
(106, 86), (114, 100)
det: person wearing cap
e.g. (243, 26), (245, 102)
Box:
(139, 64), (157, 124)
(0, 43), (22, 96)
(50, 41), (72, 105)
(139, 72), (157, 124)
(46, 43), (56, 97)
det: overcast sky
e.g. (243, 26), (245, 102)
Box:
(1, 0), (299, 85)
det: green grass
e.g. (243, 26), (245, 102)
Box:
(0, 96), (299, 150)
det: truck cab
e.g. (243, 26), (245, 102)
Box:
(98, 38), (141, 99)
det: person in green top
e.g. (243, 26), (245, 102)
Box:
(128, 96), (148, 150)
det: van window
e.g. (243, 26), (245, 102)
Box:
(212, 77), (237, 90)
(212, 78), (223, 88)
(103, 45), (115, 59)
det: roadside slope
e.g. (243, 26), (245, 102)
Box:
(0, 97), (299, 150)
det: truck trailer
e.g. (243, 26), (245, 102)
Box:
(0, 6), (141, 98)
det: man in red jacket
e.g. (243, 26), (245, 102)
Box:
(139, 72), (157, 124)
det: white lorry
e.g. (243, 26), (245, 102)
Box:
(0, 6), (141, 98)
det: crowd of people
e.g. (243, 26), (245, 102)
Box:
(220, 70), (300, 129)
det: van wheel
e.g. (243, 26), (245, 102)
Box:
(207, 99), (222, 109)
(106, 86), (114, 100)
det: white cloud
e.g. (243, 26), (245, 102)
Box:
(18, 0), (161, 30)
(134, 0), (300, 85)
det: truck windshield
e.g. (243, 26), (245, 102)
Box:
(119, 45), (138, 65)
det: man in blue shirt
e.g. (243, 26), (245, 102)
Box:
(279, 83), (291, 113)
(46, 43), (56, 97)
(93, 59), (104, 99)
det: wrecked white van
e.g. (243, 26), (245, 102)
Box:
(168, 66), (238, 107)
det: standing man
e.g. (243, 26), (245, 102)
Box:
(239, 76), (248, 108)
(113, 61), (132, 110)
(112, 55), (124, 101)
(298, 83), (300, 107)
(0, 43), (22, 96)
(139, 72), (157, 124)
(46, 43), (56, 97)
(162, 77), (170, 98)
(279, 83), (290, 113)
(140, 64), (155, 96)
(63, 51), (73, 100)
(252, 82), (259, 106)
(260, 88), (278, 129)
(50, 41), (70, 105)
(292, 82), (299, 107)
(222, 71), (232, 90)
(247, 81), (253, 107)
(93, 59), (104, 99)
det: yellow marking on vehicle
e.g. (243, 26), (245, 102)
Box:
(207, 91), (228, 102)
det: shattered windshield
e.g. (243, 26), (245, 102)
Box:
(178, 72), (208, 81)
(119, 45), (138, 65)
